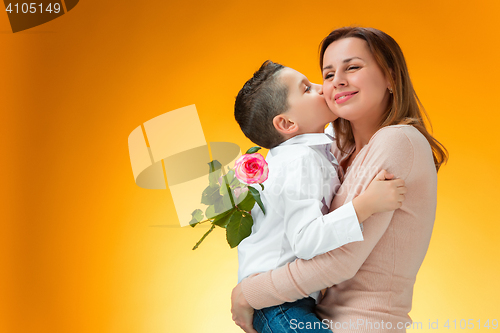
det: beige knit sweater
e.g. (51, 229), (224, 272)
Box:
(240, 125), (437, 332)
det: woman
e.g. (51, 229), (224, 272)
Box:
(231, 27), (448, 333)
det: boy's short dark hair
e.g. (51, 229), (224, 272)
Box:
(234, 60), (289, 149)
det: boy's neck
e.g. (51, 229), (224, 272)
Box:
(280, 125), (328, 141)
(279, 130), (326, 145)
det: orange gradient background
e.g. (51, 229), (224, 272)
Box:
(1, 1), (499, 332)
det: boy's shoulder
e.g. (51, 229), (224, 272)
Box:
(268, 144), (328, 169)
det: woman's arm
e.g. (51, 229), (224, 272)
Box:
(240, 126), (417, 309)
(242, 210), (396, 308)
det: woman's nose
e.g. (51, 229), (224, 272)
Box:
(333, 73), (347, 88)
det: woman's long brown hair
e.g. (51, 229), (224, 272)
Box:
(320, 27), (448, 172)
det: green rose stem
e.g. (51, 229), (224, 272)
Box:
(192, 166), (238, 250)
(222, 170), (236, 208)
(196, 218), (214, 224)
(192, 224), (216, 250)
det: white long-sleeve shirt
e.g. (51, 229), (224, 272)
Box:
(237, 133), (364, 298)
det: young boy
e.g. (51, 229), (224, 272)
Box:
(234, 60), (406, 333)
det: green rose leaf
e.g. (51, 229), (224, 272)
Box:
(207, 197), (232, 218)
(219, 176), (230, 196)
(208, 160), (223, 188)
(245, 146), (262, 154)
(222, 191), (234, 210)
(229, 175), (241, 188)
(226, 210), (253, 248)
(205, 205), (215, 219)
(218, 178), (236, 211)
(222, 174), (237, 207)
(214, 196), (228, 215)
(236, 191), (256, 212)
(212, 209), (235, 228)
(226, 169), (236, 184)
(248, 186), (266, 215)
(201, 185), (222, 205)
(208, 160), (222, 172)
(189, 209), (204, 228)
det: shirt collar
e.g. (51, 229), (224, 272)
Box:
(277, 133), (334, 148)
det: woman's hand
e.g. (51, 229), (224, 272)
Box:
(352, 169), (407, 222)
(231, 283), (258, 333)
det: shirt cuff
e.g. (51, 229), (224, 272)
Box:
(324, 201), (364, 245)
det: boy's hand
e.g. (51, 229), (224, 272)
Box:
(352, 170), (407, 222)
(231, 283), (257, 333)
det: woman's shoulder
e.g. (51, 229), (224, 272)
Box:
(369, 125), (428, 149)
(366, 125), (435, 179)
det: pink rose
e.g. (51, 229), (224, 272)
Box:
(234, 153), (269, 184)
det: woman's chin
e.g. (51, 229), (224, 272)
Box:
(327, 109), (340, 118)
(328, 105), (351, 118)
(332, 112), (355, 121)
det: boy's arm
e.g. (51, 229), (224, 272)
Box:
(282, 153), (363, 260)
(352, 170), (406, 222)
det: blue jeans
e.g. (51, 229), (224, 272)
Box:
(253, 297), (333, 333)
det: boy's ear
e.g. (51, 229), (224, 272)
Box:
(273, 114), (298, 135)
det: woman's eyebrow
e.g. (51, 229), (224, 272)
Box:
(343, 56), (363, 63)
(322, 57), (364, 71)
(322, 65), (332, 72)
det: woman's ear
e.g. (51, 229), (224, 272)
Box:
(386, 69), (395, 91)
(273, 114), (298, 136)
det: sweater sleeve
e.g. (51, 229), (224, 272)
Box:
(240, 126), (416, 309)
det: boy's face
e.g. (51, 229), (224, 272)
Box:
(278, 68), (337, 134)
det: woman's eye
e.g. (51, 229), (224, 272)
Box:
(324, 73), (334, 80)
(347, 66), (360, 71)
(305, 85), (311, 92)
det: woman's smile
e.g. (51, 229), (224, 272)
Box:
(334, 91), (358, 104)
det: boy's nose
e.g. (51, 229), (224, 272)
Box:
(312, 83), (323, 94)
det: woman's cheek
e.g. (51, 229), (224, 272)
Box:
(328, 101), (341, 117)
(324, 95), (338, 115)
(322, 81), (332, 98)
(322, 87), (333, 105)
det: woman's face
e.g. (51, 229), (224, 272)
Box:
(321, 37), (391, 124)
